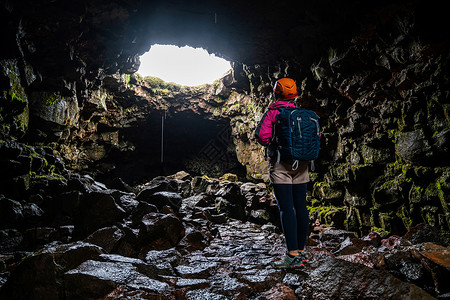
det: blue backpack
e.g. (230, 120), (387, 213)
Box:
(273, 103), (321, 170)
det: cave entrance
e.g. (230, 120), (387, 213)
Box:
(137, 44), (232, 86)
(97, 110), (246, 185)
(94, 45), (241, 185)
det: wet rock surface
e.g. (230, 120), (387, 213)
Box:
(1, 0), (449, 238)
(0, 171), (447, 299)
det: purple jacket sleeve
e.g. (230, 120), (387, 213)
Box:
(257, 109), (278, 145)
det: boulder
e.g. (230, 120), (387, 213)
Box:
(208, 273), (252, 298)
(411, 243), (450, 296)
(130, 202), (159, 226)
(84, 225), (125, 253)
(137, 177), (179, 198)
(249, 209), (271, 225)
(181, 194), (212, 210)
(0, 198), (24, 229)
(175, 261), (221, 279)
(144, 248), (182, 268)
(219, 173), (238, 182)
(168, 170), (192, 181)
(137, 213), (185, 250)
(110, 177), (138, 194)
(0, 141), (23, 159)
(213, 182), (247, 220)
(300, 257), (435, 299)
(396, 130), (433, 164)
(362, 232), (382, 247)
(191, 176), (215, 195)
(260, 283), (296, 300)
(337, 252), (375, 268)
(333, 236), (373, 256)
(74, 191), (126, 236)
(319, 228), (357, 245)
(400, 223), (442, 245)
(22, 227), (57, 249)
(0, 242), (103, 299)
(384, 250), (433, 291)
(64, 259), (172, 299)
(215, 197), (246, 220)
(143, 191), (183, 211)
(178, 227), (211, 252)
(116, 193), (139, 214)
(0, 229), (23, 253)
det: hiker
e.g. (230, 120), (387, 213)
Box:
(255, 78), (311, 269)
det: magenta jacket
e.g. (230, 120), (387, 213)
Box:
(256, 100), (296, 145)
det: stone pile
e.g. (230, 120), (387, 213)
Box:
(0, 150), (449, 299)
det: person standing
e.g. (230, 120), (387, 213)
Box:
(255, 78), (310, 269)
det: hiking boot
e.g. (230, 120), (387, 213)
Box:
(272, 253), (305, 269)
(298, 251), (307, 264)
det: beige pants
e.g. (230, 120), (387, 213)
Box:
(269, 160), (310, 184)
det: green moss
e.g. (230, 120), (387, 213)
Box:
(308, 202), (345, 226)
(213, 107), (221, 117)
(10, 91), (24, 102)
(415, 185), (424, 194)
(441, 230), (450, 246)
(48, 164), (56, 174)
(144, 76), (165, 87)
(212, 79), (220, 89)
(231, 103), (240, 111)
(143, 76), (182, 91)
(396, 205), (413, 230)
(160, 88), (170, 95)
(436, 177), (449, 214)
(132, 73), (143, 83)
(31, 173), (66, 182)
(370, 226), (390, 237)
(388, 128), (402, 141)
(45, 93), (62, 106)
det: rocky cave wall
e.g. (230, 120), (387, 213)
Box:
(0, 0), (449, 238)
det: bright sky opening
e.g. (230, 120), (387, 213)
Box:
(137, 44), (232, 86)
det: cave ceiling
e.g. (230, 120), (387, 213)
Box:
(2, 0), (409, 82)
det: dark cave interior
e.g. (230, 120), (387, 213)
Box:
(94, 110), (245, 185)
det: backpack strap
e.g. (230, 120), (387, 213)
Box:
(286, 100), (296, 108)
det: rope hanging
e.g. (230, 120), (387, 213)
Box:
(161, 110), (166, 163)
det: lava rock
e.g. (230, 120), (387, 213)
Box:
(74, 191), (126, 236)
(0, 198), (24, 229)
(396, 130), (433, 164)
(178, 227), (211, 253)
(137, 213), (185, 250)
(130, 201), (159, 226)
(64, 259), (172, 299)
(261, 283), (297, 300)
(319, 228), (357, 245)
(362, 232), (383, 247)
(137, 177), (179, 197)
(144, 191), (183, 211)
(384, 250), (431, 288)
(0, 242), (103, 299)
(84, 225), (125, 253)
(300, 257), (435, 299)
(401, 223), (442, 245)
(333, 236), (373, 256)
(0, 229), (23, 253)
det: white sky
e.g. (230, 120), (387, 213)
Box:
(137, 44), (232, 86)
